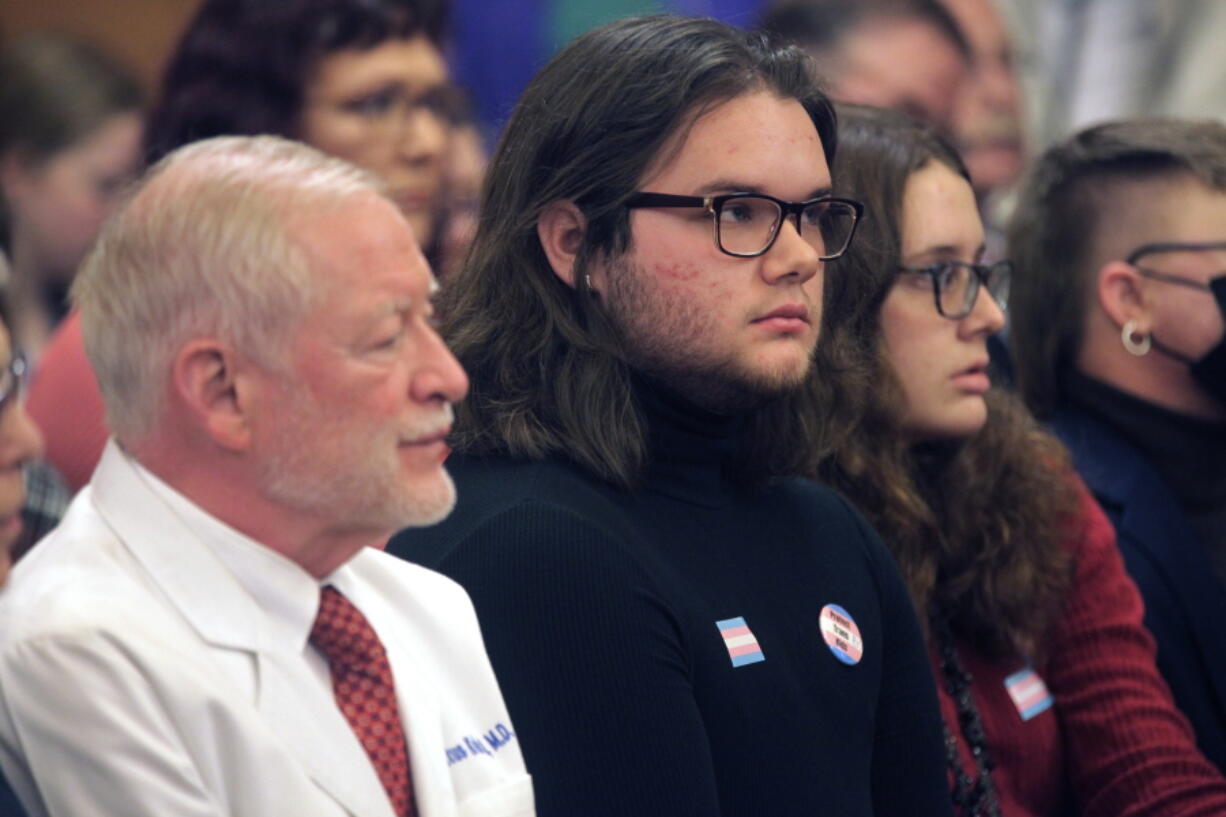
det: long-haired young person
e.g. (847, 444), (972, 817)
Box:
(814, 104), (1226, 817)
(390, 17), (952, 817)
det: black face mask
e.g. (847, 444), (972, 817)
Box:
(1190, 275), (1226, 405)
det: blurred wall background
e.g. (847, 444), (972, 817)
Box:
(0, 0), (200, 94)
(0, 0), (765, 146)
(4, 0), (1222, 158)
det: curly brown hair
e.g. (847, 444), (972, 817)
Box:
(814, 105), (1075, 658)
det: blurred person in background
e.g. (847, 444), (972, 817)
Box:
(938, 0), (1026, 232)
(143, 0), (452, 251)
(28, 0), (460, 493)
(0, 290), (41, 817)
(1010, 118), (1226, 772)
(0, 291), (45, 590)
(763, 0), (1028, 249)
(0, 252), (67, 561)
(759, 0), (969, 134)
(0, 247), (47, 817)
(1000, 0), (1226, 152)
(0, 32), (142, 360)
(436, 88), (487, 280)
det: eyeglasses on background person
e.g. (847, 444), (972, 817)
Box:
(624, 191), (864, 259)
(1125, 240), (1226, 291)
(305, 82), (454, 141)
(897, 259), (1011, 319)
(0, 353), (27, 414)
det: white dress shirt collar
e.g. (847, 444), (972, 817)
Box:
(117, 443), (338, 653)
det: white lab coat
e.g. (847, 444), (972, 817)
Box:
(0, 442), (534, 817)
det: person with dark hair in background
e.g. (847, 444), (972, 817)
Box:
(143, 0), (452, 252)
(0, 289), (46, 619)
(759, 0), (969, 132)
(1009, 118), (1226, 773)
(388, 15), (952, 817)
(27, 0), (457, 493)
(434, 87), (487, 280)
(0, 32), (142, 360)
(938, 0), (1027, 217)
(0, 135), (532, 817)
(816, 103), (1226, 816)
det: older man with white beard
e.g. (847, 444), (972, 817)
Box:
(0, 135), (533, 817)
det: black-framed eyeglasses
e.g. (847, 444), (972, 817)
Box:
(624, 192), (864, 260)
(0, 353), (27, 414)
(897, 260), (1012, 320)
(1125, 241), (1226, 292)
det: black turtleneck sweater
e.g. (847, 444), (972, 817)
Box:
(1065, 372), (1226, 587)
(387, 386), (951, 817)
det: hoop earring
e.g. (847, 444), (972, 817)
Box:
(1121, 320), (1151, 356)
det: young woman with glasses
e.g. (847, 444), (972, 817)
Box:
(811, 104), (1226, 816)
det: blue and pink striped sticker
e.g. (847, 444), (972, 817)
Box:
(716, 616), (765, 667)
(1005, 667), (1053, 721)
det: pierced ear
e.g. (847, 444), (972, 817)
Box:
(1097, 259), (1152, 332)
(172, 339), (252, 452)
(537, 200), (588, 289)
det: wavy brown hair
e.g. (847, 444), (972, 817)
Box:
(814, 106), (1074, 657)
(442, 15), (837, 491)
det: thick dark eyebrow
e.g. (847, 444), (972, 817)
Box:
(693, 180), (833, 199)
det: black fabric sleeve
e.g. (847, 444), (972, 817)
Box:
(844, 502), (954, 817)
(432, 500), (723, 817)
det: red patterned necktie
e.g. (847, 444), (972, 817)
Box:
(310, 585), (415, 817)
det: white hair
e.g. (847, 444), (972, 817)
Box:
(72, 135), (383, 443)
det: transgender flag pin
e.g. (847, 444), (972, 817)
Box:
(819, 603), (863, 665)
(1004, 667), (1053, 721)
(716, 616), (765, 667)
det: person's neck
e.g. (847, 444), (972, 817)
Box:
(133, 440), (385, 579)
(633, 375), (744, 505)
(1065, 369), (1226, 512)
(1076, 333), (1226, 421)
(1092, 366), (1224, 422)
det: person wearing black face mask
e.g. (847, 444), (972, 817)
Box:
(1008, 118), (1226, 774)
(1120, 244), (1226, 404)
(1196, 275), (1226, 398)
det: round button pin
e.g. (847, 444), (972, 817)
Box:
(819, 603), (863, 665)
